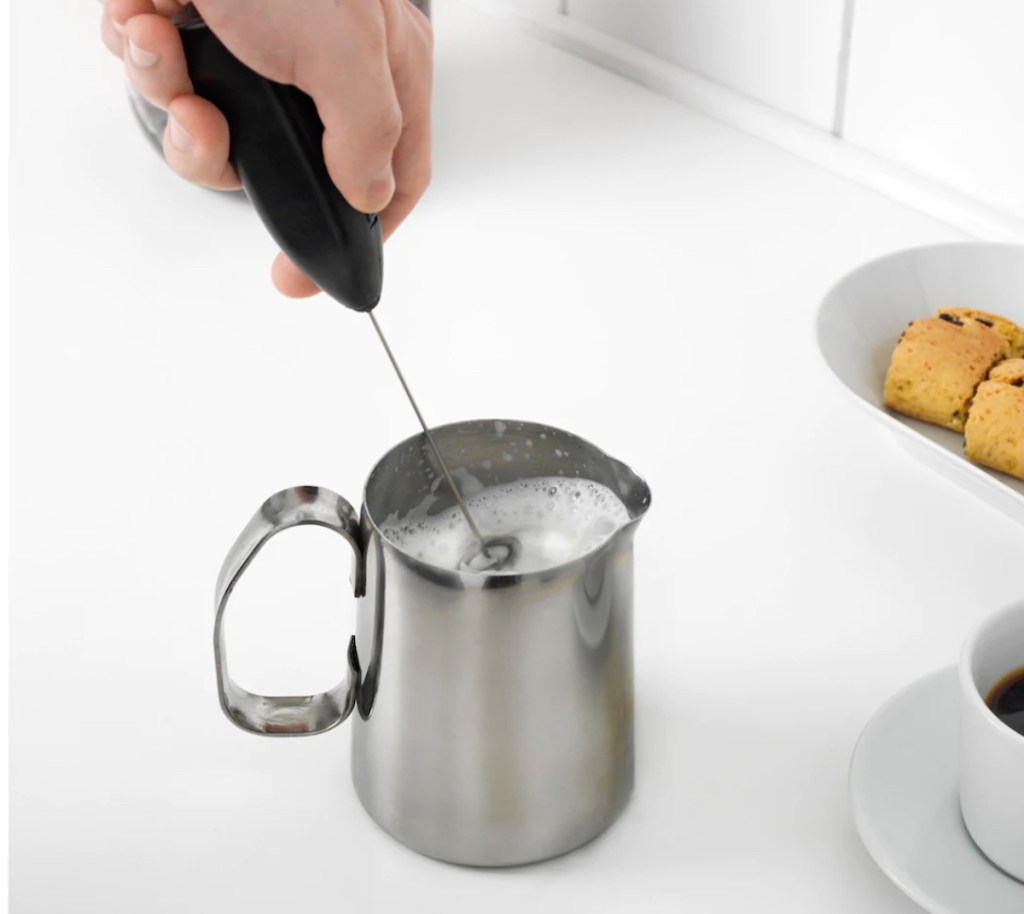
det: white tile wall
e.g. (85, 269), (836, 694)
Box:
(478, 0), (1024, 227)
(502, 0), (561, 15)
(473, 0), (563, 18)
(565, 0), (849, 130)
(842, 0), (1024, 219)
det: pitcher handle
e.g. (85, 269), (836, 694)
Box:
(214, 486), (365, 736)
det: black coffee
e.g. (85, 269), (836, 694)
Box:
(986, 666), (1024, 737)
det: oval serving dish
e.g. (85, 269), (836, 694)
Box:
(816, 242), (1024, 527)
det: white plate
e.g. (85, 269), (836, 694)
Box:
(849, 667), (1024, 914)
(816, 242), (1024, 526)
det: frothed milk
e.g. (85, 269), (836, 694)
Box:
(380, 476), (631, 574)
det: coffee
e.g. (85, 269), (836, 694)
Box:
(985, 667), (1024, 737)
(380, 476), (631, 574)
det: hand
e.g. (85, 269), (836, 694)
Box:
(101, 0), (433, 297)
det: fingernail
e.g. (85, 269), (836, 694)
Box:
(366, 168), (395, 208)
(112, 19), (125, 35)
(167, 115), (194, 151)
(128, 39), (158, 68)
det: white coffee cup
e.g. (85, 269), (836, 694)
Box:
(960, 599), (1024, 882)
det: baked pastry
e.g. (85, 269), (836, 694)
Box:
(935, 308), (1024, 357)
(884, 315), (1009, 431)
(989, 358), (1024, 386)
(964, 359), (1024, 480)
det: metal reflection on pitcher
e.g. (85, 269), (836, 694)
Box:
(214, 419), (651, 866)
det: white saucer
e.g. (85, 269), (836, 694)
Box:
(850, 667), (1024, 914)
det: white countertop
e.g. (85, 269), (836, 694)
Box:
(10, 2), (1023, 912)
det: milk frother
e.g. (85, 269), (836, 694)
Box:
(173, 3), (501, 564)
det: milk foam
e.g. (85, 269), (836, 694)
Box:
(380, 476), (631, 574)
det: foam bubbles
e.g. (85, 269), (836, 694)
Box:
(380, 476), (631, 574)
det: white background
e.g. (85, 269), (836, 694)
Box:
(556, 0), (1024, 220)
(843, 0), (1024, 219)
(10, 2), (1023, 912)
(566, 0), (847, 130)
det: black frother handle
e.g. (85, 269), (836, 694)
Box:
(174, 4), (383, 311)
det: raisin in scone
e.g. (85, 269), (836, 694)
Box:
(964, 358), (1024, 480)
(884, 315), (1009, 431)
(935, 308), (1024, 358)
(988, 358), (1024, 386)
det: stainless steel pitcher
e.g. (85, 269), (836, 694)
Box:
(214, 419), (650, 866)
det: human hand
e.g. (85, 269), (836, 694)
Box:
(101, 0), (433, 297)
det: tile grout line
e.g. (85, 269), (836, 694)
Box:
(832, 0), (857, 138)
(463, 0), (1024, 241)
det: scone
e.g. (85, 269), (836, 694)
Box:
(884, 315), (1009, 431)
(964, 358), (1024, 480)
(988, 358), (1024, 386)
(935, 308), (1024, 358)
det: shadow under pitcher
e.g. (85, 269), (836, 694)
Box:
(214, 419), (651, 866)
